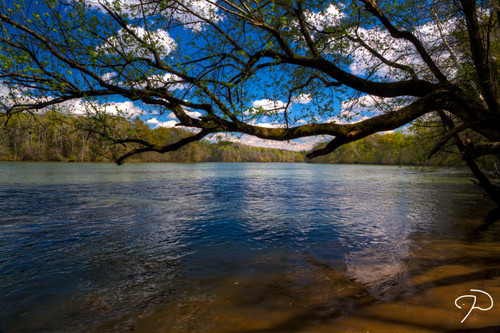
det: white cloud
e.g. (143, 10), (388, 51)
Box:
(117, 72), (186, 91)
(59, 99), (143, 118)
(146, 118), (160, 125)
(0, 82), (10, 96)
(0, 83), (44, 107)
(247, 119), (284, 129)
(347, 27), (415, 76)
(101, 72), (117, 82)
(146, 117), (204, 131)
(346, 17), (461, 80)
(255, 122), (283, 128)
(104, 101), (143, 117)
(342, 94), (384, 111)
(246, 96), (310, 118)
(145, 117), (181, 128)
(156, 120), (179, 128)
(339, 95), (409, 119)
(172, 0), (222, 31)
(226, 134), (329, 152)
(0, 83), (15, 109)
(291, 94), (313, 104)
(101, 25), (176, 60)
(306, 4), (345, 31)
(154, 119), (203, 132)
(339, 110), (354, 118)
(165, 109), (202, 121)
(87, 0), (222, 31)
(153, 73), (185, 90)
(126, 72), (186, 90)
(252, 99), (287, 112)
(185, 110), (202, 119)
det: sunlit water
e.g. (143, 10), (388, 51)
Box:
(1, 162), (499, 332)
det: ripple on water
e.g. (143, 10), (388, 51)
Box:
(0, 163), (498, 332)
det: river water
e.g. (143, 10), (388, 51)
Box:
(0, 162), (499, 332)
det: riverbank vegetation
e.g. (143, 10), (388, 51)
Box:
(0, 112), (305, 163)
(0, 112), (483, 167)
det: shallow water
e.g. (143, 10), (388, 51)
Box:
(0, 162), (499, 332)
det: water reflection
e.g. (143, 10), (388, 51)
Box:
(0, 163), (499, 332)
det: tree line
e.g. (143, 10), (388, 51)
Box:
(0, 112), (305, 163)
(2, 112), (489, 167)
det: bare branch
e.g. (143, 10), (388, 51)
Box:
(345, 34), (418, 79)
(427, 121), (478, 158)
(359, 0), (448, 82)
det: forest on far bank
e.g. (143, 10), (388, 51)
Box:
(0, 111), (486, 167)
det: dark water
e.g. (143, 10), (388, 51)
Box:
(0, 162), (499, 332)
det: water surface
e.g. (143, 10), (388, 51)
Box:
(0, 162), (499, 332)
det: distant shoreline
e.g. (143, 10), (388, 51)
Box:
(0, 159), (455, 167)
(1, 113), (463, 167)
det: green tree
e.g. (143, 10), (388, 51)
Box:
(1, 0), (499, 204)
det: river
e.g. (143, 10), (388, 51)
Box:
(0, 162), (499, 332)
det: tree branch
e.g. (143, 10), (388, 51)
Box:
(304, 91), (452, 158)
(427, 121), (478, 158)
(345, 34), (418, 79)
(115, 128), (213, 165)
(359, 0), (448, 82)
(466, 141), (500, 160)
(460, 0), (500, 114)
(437, 110), (500, 205)
(295, 2), (321, 58)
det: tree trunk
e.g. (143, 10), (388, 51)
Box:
(466, 159), (500, 206)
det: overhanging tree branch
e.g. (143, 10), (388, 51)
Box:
(114, 128), (214, 165)
(306, 91), (451, 158)
(465, 141), (500, 160)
